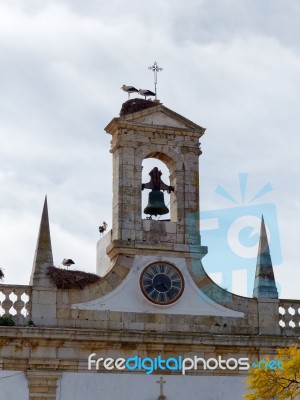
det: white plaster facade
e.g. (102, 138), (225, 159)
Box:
(96, 230), (112, 277)
(56, 373), (246, 400)
(76, 255), (243, 317)
(0, 371), (29, 400)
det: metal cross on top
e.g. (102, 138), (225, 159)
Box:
(148, 61), (163, 100)
(156, 376), (166, 400)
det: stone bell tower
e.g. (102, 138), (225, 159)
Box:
(3, 92), (297, 400)
(97, 99), (207, 275)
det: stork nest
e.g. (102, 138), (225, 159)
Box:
(47, 266), (101, 289)
(120, 98), (157, 116)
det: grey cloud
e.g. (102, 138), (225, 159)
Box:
(0, 0), (299, 299)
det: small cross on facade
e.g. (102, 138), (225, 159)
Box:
(148, 61), (163, 100)
(156, 376), (166, 400)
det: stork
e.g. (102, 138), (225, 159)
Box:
(99, 221), (108, 236)
(121, 85), (139, 99)
(138, 89), (156, 100)
(62, 258), (75, 269)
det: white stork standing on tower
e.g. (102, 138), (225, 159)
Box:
(121, 85), (139, 99)
(99, 221), (108, 237)
(138, 89), (156, 100)
(62, 258), (75, 269)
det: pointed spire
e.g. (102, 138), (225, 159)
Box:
(253, 216), (278, 298)
(30, 196), (54, 286)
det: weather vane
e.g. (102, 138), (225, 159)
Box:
(148, 61), (163, 100)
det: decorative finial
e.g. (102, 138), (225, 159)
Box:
(148, 61), (163, 100)
(30, 196), (54, 286)
(253, 215), (278, 299)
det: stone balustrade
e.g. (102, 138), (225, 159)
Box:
(0, 284), (32, 325)
(279, 299), (300, 330)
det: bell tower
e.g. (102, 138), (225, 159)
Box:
(97, 99), (207, 275)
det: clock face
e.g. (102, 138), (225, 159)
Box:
(140, 262), (184, 305)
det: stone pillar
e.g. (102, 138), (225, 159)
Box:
(26, 371), (61, 400)
(31, 287), (58, 326)
(257, 298), (280, 335)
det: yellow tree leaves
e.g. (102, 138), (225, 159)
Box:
(245, 347), (300, 400)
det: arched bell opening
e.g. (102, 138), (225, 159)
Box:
(141, 157), (177, 222)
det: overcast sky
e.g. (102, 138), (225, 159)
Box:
(0, 0), (299, 299)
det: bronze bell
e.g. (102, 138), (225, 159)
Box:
(144, 190), (169, 216)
